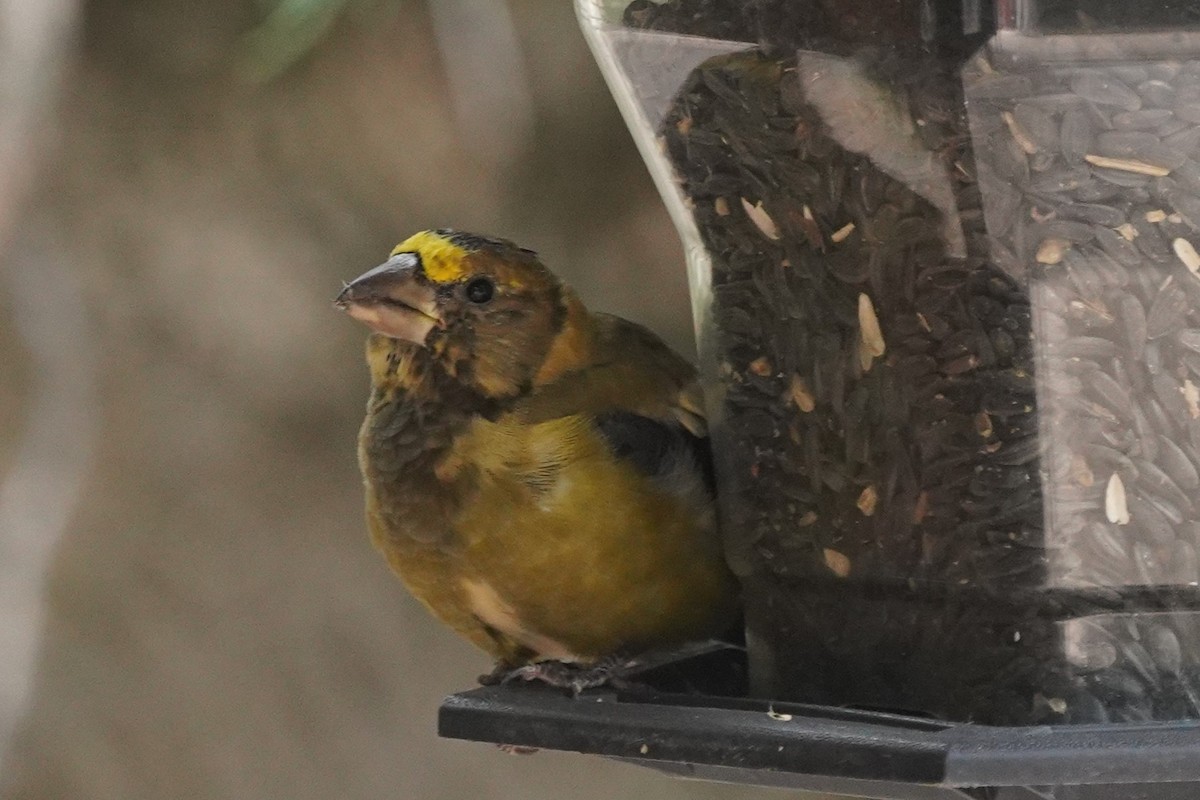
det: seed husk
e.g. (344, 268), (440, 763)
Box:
(1070, 455), (1095, 487)
(857, 484), (878, 516)
(1184, 379), (1200, 420)
(823, 548), (851, 578)
(857, 292), (885, 358)
(1036, 238), (1070, 264)
(788, 374), (816, 412)
(742, 197), (780, 240)
(1175, 237), (1200, 275)
(1106, 473), (1131, 525)
(1085, 154), (1172, 176)
(1003, 110), (1039, 154)
(748, 356), (773, 376)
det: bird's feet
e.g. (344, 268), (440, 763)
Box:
(479, 654), (636, 696)
(477, 640), (743, 696)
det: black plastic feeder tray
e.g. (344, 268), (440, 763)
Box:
(439, 651), (1200, 800)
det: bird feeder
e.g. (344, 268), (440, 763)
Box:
(440, 1), (1200, 797)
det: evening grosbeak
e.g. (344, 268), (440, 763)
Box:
(335, 230), (739, 685)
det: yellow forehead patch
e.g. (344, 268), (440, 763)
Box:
(391, 231), (469, 284)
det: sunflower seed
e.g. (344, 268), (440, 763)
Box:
(1168, 188), (1200, 230)
(1140, 79), (1178, 107)
(1147, 283), (1189, 338)
(1179, 329), (1200, 354)
(1072, 73), (1143, 111)
(1146, 625), (1183, 675)
(1059, 203), (1126, 227)
(1165, 126), (1200, 153)
(1158, 435), (1200, 491)
(1094, 225), (1144, 265)
(1088, 369), (1134, 418)
(1118, 294), (1149, 356)
(1114, 109), (1175, 130)
(1061, 107), (1095, 162)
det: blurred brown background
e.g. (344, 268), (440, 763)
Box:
(0, 0), (794, 797)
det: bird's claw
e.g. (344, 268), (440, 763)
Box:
(478, 641), (743, 696)
(480, 656), (637, 696)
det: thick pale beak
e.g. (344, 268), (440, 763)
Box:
(334, 253), (441, 345)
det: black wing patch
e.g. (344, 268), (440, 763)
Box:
(593, 411), (715, 494)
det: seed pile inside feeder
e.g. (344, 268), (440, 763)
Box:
(624, 0), (1200, 724)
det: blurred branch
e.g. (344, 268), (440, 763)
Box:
(0, 234), (98, 771)
(238, 0), (535, 171)
(0, 0), (83, 768)
(238, 0), (398, 83)
(427, 0), (534, 168)
(0, 0), (77, 234)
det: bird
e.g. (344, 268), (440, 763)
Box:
(334, 229), (739, 689)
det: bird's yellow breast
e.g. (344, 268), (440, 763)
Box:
(373, 410), (735, 662)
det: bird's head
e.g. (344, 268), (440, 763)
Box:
(336, 230), (588, 400)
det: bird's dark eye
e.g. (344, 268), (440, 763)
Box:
(464, 276), (495, 304)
